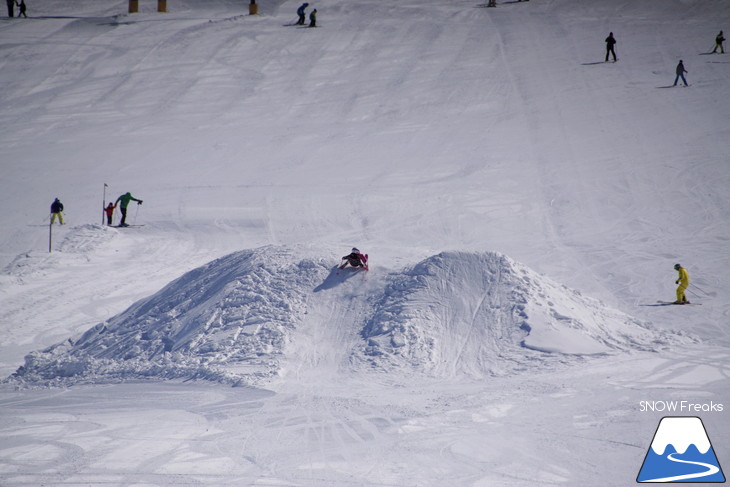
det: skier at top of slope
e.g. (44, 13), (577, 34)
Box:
(296, 2), (308, 25)
(605, 32), (617, 62)
(340, 247), (368, 269)
(50, 197), (64, 225)
(673, 263), (690, 304)
(115, 192), (143, 227)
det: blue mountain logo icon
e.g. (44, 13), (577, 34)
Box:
(637, 416), (726, 483)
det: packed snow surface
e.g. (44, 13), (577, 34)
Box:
(1, 0), (729, 485)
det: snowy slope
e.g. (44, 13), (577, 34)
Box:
(1, 0), (729, 485)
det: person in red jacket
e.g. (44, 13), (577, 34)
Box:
(104, 202), (116, 226)
(340, 248), (368, 270)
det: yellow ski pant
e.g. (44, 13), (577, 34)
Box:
(676, 283), (688, 303)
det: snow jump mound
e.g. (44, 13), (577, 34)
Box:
(13, 247), (330, 386)
(9, 247), (685, 386)
(360, 251), (685, 378)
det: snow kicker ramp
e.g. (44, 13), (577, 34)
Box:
(10, 247), (685, 386)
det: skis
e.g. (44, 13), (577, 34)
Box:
(655, 300), (701, 306)
(115, 224), (145, 228)
(337, 254), (369, 274)
(338, 263), (369, 271)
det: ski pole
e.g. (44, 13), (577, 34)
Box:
(690, 283), (710, 296)
(134, 203), (140, 225)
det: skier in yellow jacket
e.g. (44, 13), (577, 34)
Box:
(674, 263), (690, 304)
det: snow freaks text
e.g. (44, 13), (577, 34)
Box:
(639, 401), (724, 413)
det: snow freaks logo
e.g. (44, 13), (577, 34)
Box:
(637, 416), (726, 483)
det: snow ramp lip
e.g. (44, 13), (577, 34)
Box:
(7, 247), (687, 387)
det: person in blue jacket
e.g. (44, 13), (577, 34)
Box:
(296, 2), (308, 25)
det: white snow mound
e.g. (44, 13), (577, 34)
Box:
(9, 247), (686, 386)
(12, 246), (329, 386)
(360, 251), (685, 377)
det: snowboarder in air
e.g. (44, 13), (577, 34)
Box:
(296, 2), (308, 25)
(339, 247), (368, 270)
(713, 31), (725, 54)
(673, 263), (690, 304)
(605, 32), (617, 62)
(104, 202), (117, 226)
(50, 198), (64, 225)
(309, 8), (317, 28)
(673, 60), (688, 86)
(114, 192), (143, 227)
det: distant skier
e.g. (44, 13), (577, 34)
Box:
(309, 8), (317, 27)
(673, 263), (690, 304)
(114, 192), (143, 227)
(712, 31), (725, 54)
(673, 60), (688, 86)
(605, 32), (617, 62)
(296, 2), (308, 25)
(6, 0), (14, 17)
(104, 202), (117, 226)
(50, 198), (64, 225)
(15, 0), (25, 17)
(340, 247), (368, 270)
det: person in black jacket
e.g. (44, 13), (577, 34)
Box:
(605, 32), (617, 62)
(713, 31), (725, 54)
(16, 0), (26, 17)
(6, 0), (15, 17)
(674, 60), (688, 86)
(50, 198), (64, 225)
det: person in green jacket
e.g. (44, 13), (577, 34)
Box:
(673, 263), (690, 304)
(308, 8), (316, 28)
(115, 192), (143, 227)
